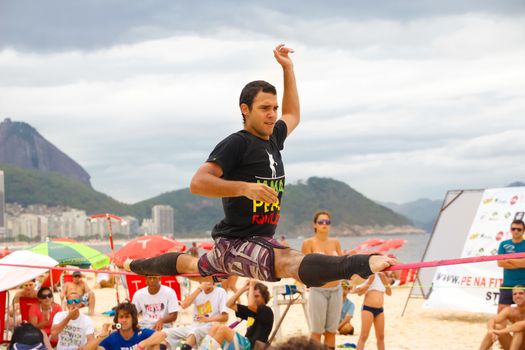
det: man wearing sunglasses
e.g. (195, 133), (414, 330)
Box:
(124, 45), (396, 290)
(497, 219), (525, 313)
(62, 271), (96, 316)
(51, 291), (95, 350)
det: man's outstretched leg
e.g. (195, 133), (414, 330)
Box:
(123, 252), (199, 276)
(274, 248), (397, 287)
(124, 239), (397, 286)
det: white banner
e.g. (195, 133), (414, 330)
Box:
(424, 187), (525, 313)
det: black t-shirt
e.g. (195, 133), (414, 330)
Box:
(207, 120), (287, 239)
(236, 304), (274, 346)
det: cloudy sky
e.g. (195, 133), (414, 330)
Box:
(1, 0), (524, 204)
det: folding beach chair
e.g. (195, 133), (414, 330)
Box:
(0, 290), (10, 345)
(19, 297), (39, 323)
(41, 269), (63, 289)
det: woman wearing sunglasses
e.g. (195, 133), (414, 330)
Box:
(301, 210), (343, 350)
(29, 287), (62, 341)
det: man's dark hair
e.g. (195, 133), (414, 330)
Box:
(239, 80), (277, 123)
(37, 286), (52, 299)
(113, 302), (139, 331)
(511, 219), (525, 229)
(254, 282), (271, 304)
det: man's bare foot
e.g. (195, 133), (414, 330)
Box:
(369, 255), (398, 273)
(123, 258), (133, 272)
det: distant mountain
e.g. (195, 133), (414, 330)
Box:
(382, 198), (441, 232)
(508, 181), (525, 187)
(132, 177), (415, 235)
(0, 118), (91, 186)
(1, 164), (415, 236)
(0, 164), (130, 215)
(279, 177), (413, 235)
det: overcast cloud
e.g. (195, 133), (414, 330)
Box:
(0, 1), (524, 203)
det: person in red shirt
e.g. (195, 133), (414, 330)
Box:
(29, 286), (62, 340)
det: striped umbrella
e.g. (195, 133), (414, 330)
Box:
(28, 241), (110, 269)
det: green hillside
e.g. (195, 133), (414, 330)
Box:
(0, 164), (131, 215)
(279, 177), (411, 231)
(1, 165), (411, 235)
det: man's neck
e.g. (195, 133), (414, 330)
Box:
(148, 286), (160, 295)
(512, 237), (523, 244)
(119, 329), (134, 340)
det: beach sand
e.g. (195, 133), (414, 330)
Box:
(80, 275), (492, 350)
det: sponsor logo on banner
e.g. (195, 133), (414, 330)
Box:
(424, 187), (525, 314)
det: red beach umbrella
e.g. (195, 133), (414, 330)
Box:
(196, 241), (214, 251)
(354, 238), (386, 251)
(113, 235), (187, 266)
(376, 239), (407, 252)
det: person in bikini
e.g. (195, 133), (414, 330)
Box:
(354, 272), (392, 350)
(122, 44), (396, 290)
(302, 210), (342, 350)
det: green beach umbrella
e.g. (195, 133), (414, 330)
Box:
(28, 240), (110, 269)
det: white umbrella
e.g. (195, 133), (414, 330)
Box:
(0, 250), (58, 292)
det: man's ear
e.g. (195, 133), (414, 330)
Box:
(240, 103), (250, 118)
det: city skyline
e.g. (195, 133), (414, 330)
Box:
(1, 1), (524, 204)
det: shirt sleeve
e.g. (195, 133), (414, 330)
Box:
(85, 318), (95, 335)
(218, 288), (229, 314)
(498, 241), (505, 255)
(52, 312), (64, 325)
(99, 334), (112, 350)
(132, 291), (143, 314)
(206, 133), (246, 176)
(235, 304), (255, 320)
(138, 328), (155, 341)
(272, 120), (288, 150)
(167, 288), (180, 313)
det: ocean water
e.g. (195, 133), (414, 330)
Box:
(89, 233), (431, 265)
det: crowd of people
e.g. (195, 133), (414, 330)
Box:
(5, 43), (524, 350)
(6, 210), (396, 350)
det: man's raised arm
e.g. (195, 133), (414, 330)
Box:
(274, 44), (300, 136)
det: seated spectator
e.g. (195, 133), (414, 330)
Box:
(94, 269), (115, 289)
(28, 287), (62, 340)
(201, 279), (274, 350)
(132, 275), (179, 330)
(9, 323), (52, 350)
(51, 291), (95, 350)
(62, 271), (96, 315)
(84, 302), (166, 350)
(13, 279), (38, 307)
(11, 279), (38, 323)
(480, 285), (525, 350)
(165, 282), (228, 350)
(338, 281), (355, 335)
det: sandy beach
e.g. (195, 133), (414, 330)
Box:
(77, 275), (491, 350)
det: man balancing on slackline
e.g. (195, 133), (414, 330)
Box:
(123, 44), (397, 287)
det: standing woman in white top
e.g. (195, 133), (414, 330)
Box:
(355, 272), (392, 350)
(301, 210), (343, 350)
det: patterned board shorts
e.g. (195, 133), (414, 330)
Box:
(197, 236), (287, 282)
